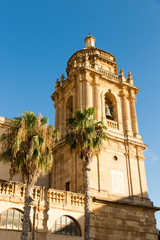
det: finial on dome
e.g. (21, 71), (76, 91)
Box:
(84, 34), (96, 48)
(60, 73), (65, 81)
(128, 72), (132, 79)
(120, 68), (124, 76)
(128, 72), (133, 84)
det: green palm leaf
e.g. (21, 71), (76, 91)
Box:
(66, 107), (107, 240)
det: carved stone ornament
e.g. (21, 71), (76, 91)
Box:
(56, 78), (60, 87)
(120, 68), (124, 76)
(60, 73), (65, 81)
(120, 88), (129, 98)
(128, 72), (133, 79)
(130, 93), (137, 102)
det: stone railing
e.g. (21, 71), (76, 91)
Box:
(98, 67), (119, 81)
(0, 181), (13, 195)
(48, 189), (65, 204)
(71, 193), (84, 207)
(0, 181), (42, 200)
(0, 180), (84, 208)
(104, 119), (119, 130)
(99, 50), (114, 61)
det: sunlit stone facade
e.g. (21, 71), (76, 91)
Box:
(51, 35), (148, 200)
(0, 36), (159, 240)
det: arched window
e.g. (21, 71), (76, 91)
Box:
(104, 92), (117, 121)
(0, 208), (31, 231)
(52, 215), (81, 236)
(0, 209), (23, 230)
(66, 96), (73, 118)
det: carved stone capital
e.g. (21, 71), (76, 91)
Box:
(93, 74), (100, 86)
(120, 88), (129, 98)
(77, 71), (83, 82)
(130, 95), (137, 102)
(94, 81), (100, 87)
(129, 90), (137, 102)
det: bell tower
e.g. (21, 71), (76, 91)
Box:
(51, 35), (150, 204)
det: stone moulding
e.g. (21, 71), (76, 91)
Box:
(0, 180), (84, 209)
(0, 180), (158, 210)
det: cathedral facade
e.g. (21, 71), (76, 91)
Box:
(0, 35), (159, 240)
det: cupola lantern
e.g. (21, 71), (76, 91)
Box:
(84, 33), (95, 48)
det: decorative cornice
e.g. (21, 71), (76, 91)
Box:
(92, 197), (160, 211)
(51, 66), (139, 102)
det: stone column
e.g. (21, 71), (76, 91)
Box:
(36, 188), (49, 240)
(121, 88), (131, 133)
(56, 105), (60, 132)
(101, 91), (104, 120)
(136, 146), (143, 198)
(63, 101), (67, 135)
(85, 53), (89, 68)
(85, 71), (93, 108)
(78, 73), (83, 110)
(94, 54), (99, 71)
(73, 90), (77, 110)
(54, 104), (57, 129)
(59, 101), (64, 136)
(73, 78), (77, 110)
(85, 80), (90, 107)
(130, 90), (139, 137)
(94, 75), (101, 121)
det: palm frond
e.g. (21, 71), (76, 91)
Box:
(41, 116), (48, 125)
(0, 111), (59, 185)
(66, 107), (107, 161)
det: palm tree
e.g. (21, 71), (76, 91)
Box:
(66, 107), (106, 240)
(0, 111), (59, 240)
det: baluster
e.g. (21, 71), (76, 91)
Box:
(48, 191), (50, 202)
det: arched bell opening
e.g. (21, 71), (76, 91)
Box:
(66, 96), (73, 119)
(104, 92), (118, 122)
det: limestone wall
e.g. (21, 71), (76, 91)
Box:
(51, 137), (148, 202)
(0, 180), (84, 240)
(0, 180), (158, 240)
(91, 199), (158, 240)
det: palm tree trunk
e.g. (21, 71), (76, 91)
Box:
(83, 158), (90, 240)
(21, 184), (33, 240)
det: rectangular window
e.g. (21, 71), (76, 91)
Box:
(65, 181), (70, 191)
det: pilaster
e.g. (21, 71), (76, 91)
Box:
(94, 75), (101, 121)
(85, 71), (93, 107)
(77, 72), (83, 110)
(129, 89), (139, 138)
(120, 88), (132, 134)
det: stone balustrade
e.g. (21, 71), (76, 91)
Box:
(0, 181), (13, 195)
(0, 180), (84, 208)
(71, 193), (84, 207)
(47, 189), (65, 204)
(104, 119), (119, 129)
(98, 67), (119, 81)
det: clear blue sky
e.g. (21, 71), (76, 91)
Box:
(0, 0), (160, 228)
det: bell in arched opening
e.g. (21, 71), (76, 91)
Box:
(105, 104), (113, 120)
